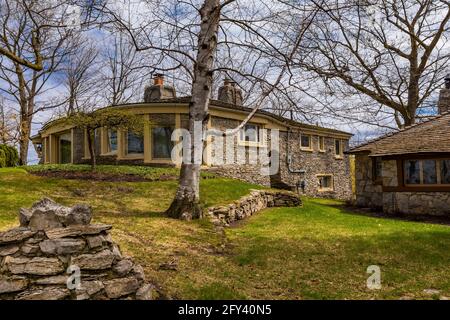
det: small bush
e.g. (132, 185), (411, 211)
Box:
(0, 149), (5, 168)
(0, 145), (19, 167)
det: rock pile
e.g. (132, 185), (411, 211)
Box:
(0, 198), (154, 300)
(208, 189), (301, 226)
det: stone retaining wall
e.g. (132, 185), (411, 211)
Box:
(207, 189), (301, 226)
(0, 198), (154, 300)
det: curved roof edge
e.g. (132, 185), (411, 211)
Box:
(37, 97), (353, 137)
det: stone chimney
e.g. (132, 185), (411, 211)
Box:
(143, 74), (176, 102)
(217, 78), (243, 106)
(438, 75), (450, 114)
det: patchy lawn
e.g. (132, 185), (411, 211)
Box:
(0, 167), (449, 300)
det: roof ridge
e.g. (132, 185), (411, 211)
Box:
(350, 111), (450, 151)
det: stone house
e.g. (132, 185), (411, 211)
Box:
(349, 76), (450, 215)
(31, 75), (353, 200)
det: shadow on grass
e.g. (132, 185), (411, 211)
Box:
(327, 202), (450, 226)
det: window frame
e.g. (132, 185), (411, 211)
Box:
(318, 136), (325, 152)
(104, 128), (118, 155)
(335, 139), (344, 159)
(125, 130), (145, 157)
(317, 174), (334, 192)
(372, 157), (383, 184)
(238, 123), (264, 147)
(300, 134), (313, 151)
(151, 126), (174, 160)
(403, 159), (450, 187)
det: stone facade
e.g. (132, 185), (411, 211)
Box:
(207, 189), (301, 226)
(383, 192), (450, 215)
(36, 105), (352, 201)
(206, 117), (352, 200)
(354, 154), (450, 216)
(0, 198), (155, 300)
(354, 154), (382, 209)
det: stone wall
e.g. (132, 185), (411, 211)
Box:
(0, 198), (154, 300)
(207, 117), (352, 200)
(207, 189), (301, 226)
(354, 155), (450, 216)
(354, 154), (383, 209)
(383, 192), (450, 216)
(278, 132), (352, 200)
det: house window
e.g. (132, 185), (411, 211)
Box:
(423, 160), (437, 184)
(373, 157), (382, 181)
(301, 134), (312, 150)
(127, 131), (144, 154)
(441, 160), (450, 184)
(335, 139), (343, 158)
(318, 175), (333, 191)
(107, 129), (118, 153)
(405, 160), (420, 184)
(152, 127), (174, 159)
(240, 124), (260, 143)
(318, 136), (325, 152)
(404, 159), (450, 185)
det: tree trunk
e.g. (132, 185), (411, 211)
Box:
(18, 116), (31, 165)
(166, 0), (221, 220)
(87, 128), (96, 171)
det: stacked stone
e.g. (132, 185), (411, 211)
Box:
(0, 198), (153, 300)
(208, 189), (301, 226)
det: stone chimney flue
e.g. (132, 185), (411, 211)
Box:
(217, 78), (243, 106)
(143, 73), (176, 102)
(438, 74), (450, 115)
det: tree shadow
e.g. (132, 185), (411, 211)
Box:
(327, 202), (450, 226)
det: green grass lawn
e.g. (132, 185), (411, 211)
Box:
(0, 167), (449, 299)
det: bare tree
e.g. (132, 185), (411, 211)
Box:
(0, 0), (76, 164)
(101, 34), (148, 105)
(0, 95), (18, 145)
(288, 0), (450, 128)
(61, 35), (99, 115)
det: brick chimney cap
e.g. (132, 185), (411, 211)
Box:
(153, 73), (165, 78)
(445, 74), (450, 89)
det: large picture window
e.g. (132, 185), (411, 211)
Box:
(404, 159), (450, 185)
(127, 131), (144, 154)
(152, 127), (174, 159)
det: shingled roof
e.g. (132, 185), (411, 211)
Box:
(349, 111), (450, 156)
